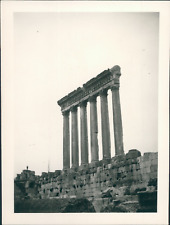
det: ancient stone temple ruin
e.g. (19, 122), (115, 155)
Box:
(58, 65), (124, 169)
(14, 66), (158, 213)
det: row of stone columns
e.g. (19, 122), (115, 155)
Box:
(62, 87), (124, 169)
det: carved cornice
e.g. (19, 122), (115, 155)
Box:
(110, 65), (121, 85)
(58, 65), (121, 112)
(110, 65), (121, 76)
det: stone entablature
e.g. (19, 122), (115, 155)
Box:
(57, 66), (121, 112)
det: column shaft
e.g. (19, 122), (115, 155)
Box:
(71, 107), (79, 168)
(63, 111), (70, 169)
(80, 102), (88, 165)
(100, 90), (111, 159)
(89, 96), (99, 162)
(111, 88), (124, 155)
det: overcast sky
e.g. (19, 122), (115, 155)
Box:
(13, 12), (158, 176)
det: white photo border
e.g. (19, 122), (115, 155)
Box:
(2, 1), (169, 225)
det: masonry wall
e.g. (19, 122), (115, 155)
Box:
(37, 150), (157, 199)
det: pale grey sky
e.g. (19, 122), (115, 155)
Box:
(13, 12), (158, 176)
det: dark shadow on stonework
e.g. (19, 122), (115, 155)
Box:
(63, 198), (96, 213)
(101, 205), (128, 212)
(137, 191), (157, 212)
(14, 198), (96, 213)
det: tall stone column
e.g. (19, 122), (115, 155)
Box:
(110, 66), (124, 155)
(111, 87), (124, 155)
(71, 106), (79, 168)
(80, 101), (88, 165)
(99, 89), (111, 159)
(62, 111), (70, 169)
(89, 95), (99, 162)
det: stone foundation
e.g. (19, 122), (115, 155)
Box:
(38, 150), (157, 199)
(15, 150), (158, 212)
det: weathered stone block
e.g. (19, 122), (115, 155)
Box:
(149, 171), (157, 179)
(126, 149), (141, 159)
(112, 154), (126, 162)
(101, 158), (112, 166)
(151, 158), (158, 166)
(142, 173), (150, 182)
(143, 152), (157, 161)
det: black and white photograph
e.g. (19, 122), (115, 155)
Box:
(2, 1), (169, 225)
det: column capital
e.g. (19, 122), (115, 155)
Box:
(89, 95), (97, 102)
(99, 88), (108, 97)
(110, 85), (119, 91)
(62, 110), (70, 116)
(79, 100), (87, 108)
(70, 106), (78, 112)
